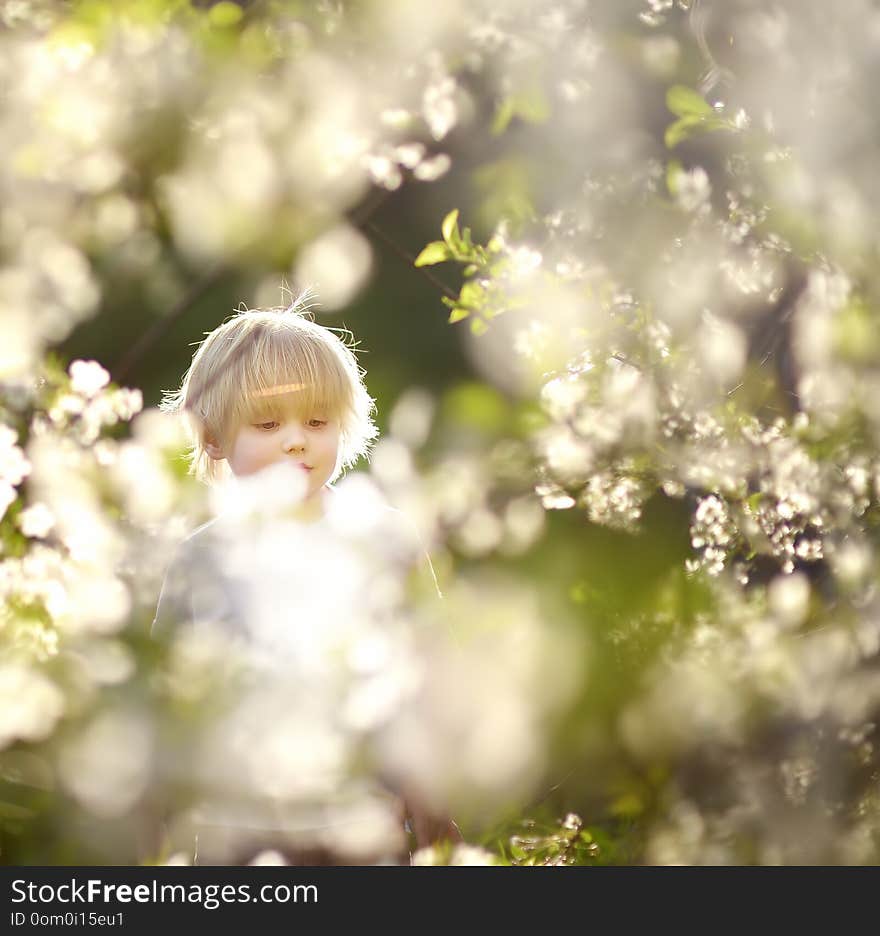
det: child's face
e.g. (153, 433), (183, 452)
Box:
(222, 408), (342, 500)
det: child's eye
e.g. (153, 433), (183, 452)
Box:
(255, 421), (279, 431)
(306, 418), (327, 429)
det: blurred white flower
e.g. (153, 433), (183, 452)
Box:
(541, 373), (587, 421)
(423, 72), (458, 140)
(641, 35), (680, 76)
(59, 709), (153, 818)
(453, 507), (503, 557)
(508, 246), (543, 281)
(537, 425), (593, 482)
(294, 224), (373, 310)
(70, 640), (135, 687)
(697, 313), (747, 387)
(378, 576), (582, 815)
(162, 852), (193, 866)
(584, 471), (646, 530)
(248, 849), (288, 866)
(0, 424), (31, 486)
(62, 569), (131, 635)
(381, 108), (412, 128)
(111, 441), (175, 525)
(131, 406), (189, 451)
(48, 392), (85, 424)
(502, 496), (545, 554)
(0, 664), (65, 749)
(394, 142), (426, 168)
(675, 166), (711, 213)
(0, 482), (16, 522)
(413, 153), (451, 181)
(831, 539), (871, 588)
(364, 153), (403, 190)
(535, 482), (576, 510)
(412, 843), (498, 865)
(768, 572), (810, 629)
(68, 359), (109, 397)
(109, 387), (143, 421)
(17, 502), (55, 538)
(389, 388), (435, 449)
(369, 437), (415, 488)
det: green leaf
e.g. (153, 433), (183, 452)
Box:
(666, 85), (713, 119)
(473, 158), (536, 230)
(491, 99), (516, 136)
(470, 318), (489, 335)
(208, 1), (243, 27)
(610, 793), (643, 818)
(414, 241), (451, 267)
(0, 801), (35, 820)
(492, 89), (550, 134)
(665, 114), (727, 149)
(666, 159), (683, 195)
(834, 297), (879, 364)
(459, 281), (485, 308)
(447, 307), (470, 324)
(665, 115), (701, 149)
(515, 89), (550, 125)
(509, 841), (528, 861)
(441, 209), (460, 246)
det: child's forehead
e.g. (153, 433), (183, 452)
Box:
(239, 382), (338, 417)
(230, 340), (353, 420)
(251, 381), (309, 400)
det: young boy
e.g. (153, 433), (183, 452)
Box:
(151, 297), (458, 864)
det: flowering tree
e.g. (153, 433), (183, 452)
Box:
(2, 0), (880, 865)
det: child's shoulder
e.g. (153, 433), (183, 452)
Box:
(181, 517), (219, 545)
(327, 478), (440, 594)
(170, 517), (221, 563)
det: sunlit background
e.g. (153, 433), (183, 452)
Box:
(3, 0), (880, 865)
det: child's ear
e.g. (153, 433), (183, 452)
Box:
(204, 435), (225, 461)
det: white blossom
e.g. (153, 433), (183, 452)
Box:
(17, 502), (55, 538)
(0, 664), (65, 749)
(68, 359), (109, 397)
(0, 425), (31, 486)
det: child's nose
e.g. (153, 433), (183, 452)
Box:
(282, 425), (307, 451)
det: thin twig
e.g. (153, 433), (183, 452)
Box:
(363, 220), (459, 302)
(114, 191), (458, 385)
(112, 261), (228, 384)
(611, 352), (641, 371)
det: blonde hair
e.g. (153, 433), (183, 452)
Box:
(162, 296), (378, 484)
